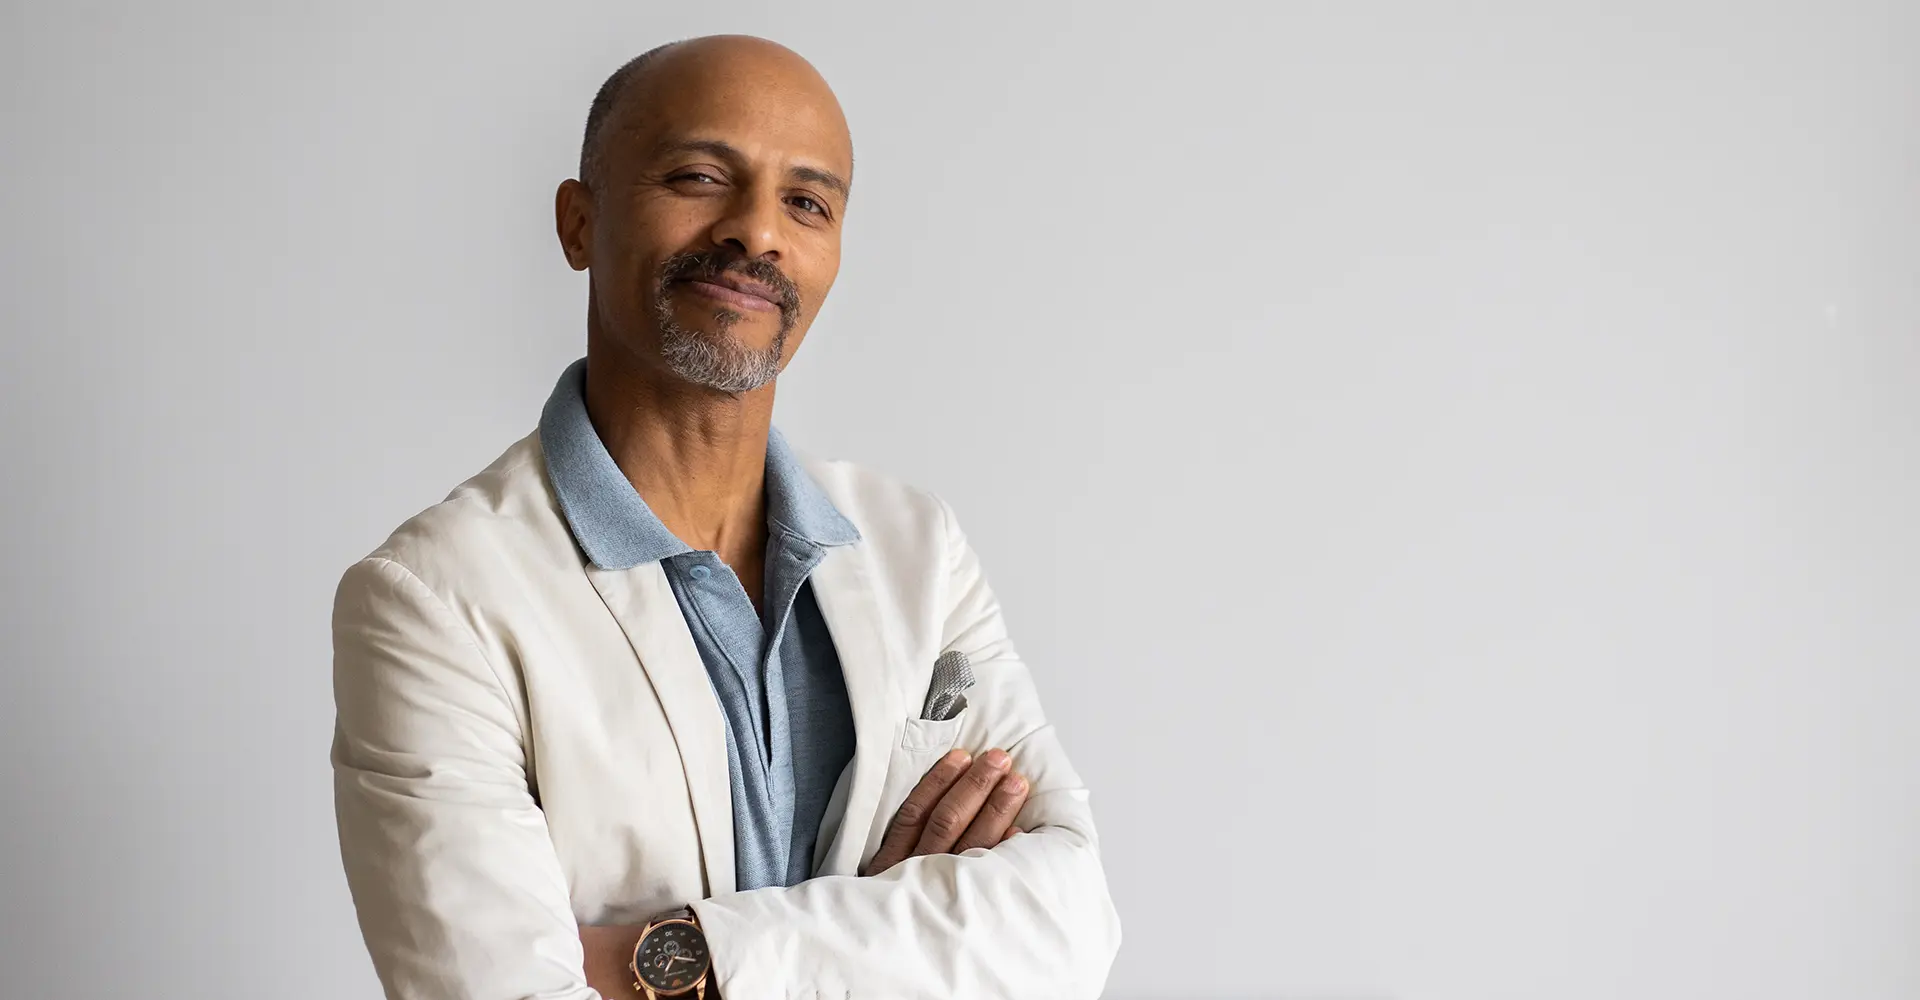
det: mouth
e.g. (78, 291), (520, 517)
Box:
(676, 272), (783, 314)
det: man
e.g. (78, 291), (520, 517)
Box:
(330, 35), (1120, 1000)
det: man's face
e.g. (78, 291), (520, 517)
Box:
(570, 49), (852, 393)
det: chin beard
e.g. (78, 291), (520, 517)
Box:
(655, 306), (787, 394)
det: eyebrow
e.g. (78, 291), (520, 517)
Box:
(653, 138), (850, 200)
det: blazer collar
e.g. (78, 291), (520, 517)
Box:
(807, 544), (908, 876)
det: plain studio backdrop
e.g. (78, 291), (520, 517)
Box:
(3, 2), (1917, 998)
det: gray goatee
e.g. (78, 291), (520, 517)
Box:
(652, 250), (801, 394)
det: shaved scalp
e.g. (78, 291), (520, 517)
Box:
(576, 36), (852, 192)
(578, 41), (679, 188)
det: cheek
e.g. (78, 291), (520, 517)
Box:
(605, 198), (707, 272)
(794, 249), (842, 315)
(589, 228), (650, 302)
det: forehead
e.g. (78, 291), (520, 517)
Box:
(612, 58), (852, 178)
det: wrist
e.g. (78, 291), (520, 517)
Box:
(580, 924), (648, 998)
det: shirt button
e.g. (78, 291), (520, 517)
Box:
(688, 564), (712, 581)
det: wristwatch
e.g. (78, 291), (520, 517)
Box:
(629, 906), (712, 999)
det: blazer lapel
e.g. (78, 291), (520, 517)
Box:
(809, 541), (906, 876)
(586, 563), (736, 895)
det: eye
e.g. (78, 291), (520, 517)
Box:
(667, 171), (722, 185)
(788, 195), (826, 216)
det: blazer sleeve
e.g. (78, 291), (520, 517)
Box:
(691, 496), (1124, 1000)
(331, 555), (597, 1000)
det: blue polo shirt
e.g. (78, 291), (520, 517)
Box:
(538, 357), (859, 889)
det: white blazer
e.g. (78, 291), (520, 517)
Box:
(330, 430), (1122, 1000)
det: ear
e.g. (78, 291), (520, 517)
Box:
(555, 178), (594, 272)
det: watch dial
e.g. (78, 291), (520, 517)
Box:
(635, 920), (710, 993)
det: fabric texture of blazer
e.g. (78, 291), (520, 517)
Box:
(330, 429), (1122, 1000)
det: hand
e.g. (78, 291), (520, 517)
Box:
(862, 747), (1029, 876)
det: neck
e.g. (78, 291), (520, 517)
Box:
(582, 339), (775, 562)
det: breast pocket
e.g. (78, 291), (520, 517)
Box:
(861, 710), (971, 865)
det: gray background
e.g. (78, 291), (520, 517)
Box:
(3, 2), (1917, 998)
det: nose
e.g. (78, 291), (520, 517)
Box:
(707, 181), (784, 263)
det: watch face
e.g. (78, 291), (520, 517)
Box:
(633, 919), (710, 994)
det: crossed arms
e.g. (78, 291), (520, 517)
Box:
(580, 746), (1035, 997)
(330, 501), (1120, 1000)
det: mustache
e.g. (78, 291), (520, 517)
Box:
(657, 249), (802, 320)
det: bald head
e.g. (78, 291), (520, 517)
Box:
(578, 35), (850, 192)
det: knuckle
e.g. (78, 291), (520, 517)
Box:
(927, 809), (965, 840)
(892, 801), (926, 827)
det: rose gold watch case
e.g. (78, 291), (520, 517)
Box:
(629, 917), (709, 998)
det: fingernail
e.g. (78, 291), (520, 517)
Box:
(948, 749), (972, 767)
(984, 749), (1010, 769)
(1004, 775), (1026, 794)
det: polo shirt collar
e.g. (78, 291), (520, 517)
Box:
(538, 357), (859, 571)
